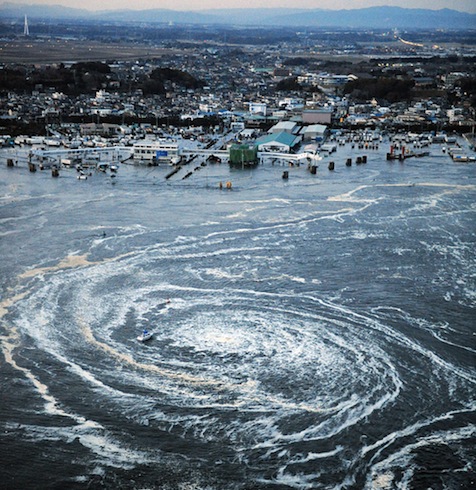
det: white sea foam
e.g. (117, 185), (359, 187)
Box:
(7, 422), (153, 469)
(288, 446), (344, 464)
(364, 422), (476, 489)
(3, 173), (474, 488)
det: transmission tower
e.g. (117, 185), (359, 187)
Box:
(24, 15), (29, 36)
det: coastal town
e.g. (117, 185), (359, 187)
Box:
(1, 16), (475, 174)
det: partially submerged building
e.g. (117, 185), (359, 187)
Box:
(133, 140), (180, 164)
(255, 131), (301, 153)
(229, 143), (258, 166)
(302, 124), (328, 142)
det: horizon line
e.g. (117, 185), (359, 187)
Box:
(1, 4), (475, 14)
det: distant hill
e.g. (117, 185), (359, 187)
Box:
(1, 3), (475, 29)
(95, 9), (217, 25)
(273, 6), (476, 29)
(0, 2), (91, 20)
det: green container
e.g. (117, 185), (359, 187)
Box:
(229, 144), (258, 166)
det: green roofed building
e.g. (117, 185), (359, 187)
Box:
(229, 143), (258, 166)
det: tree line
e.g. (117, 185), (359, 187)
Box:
(0, 62), (204, 96)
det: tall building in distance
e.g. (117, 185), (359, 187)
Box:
(24, 15), (29, 36)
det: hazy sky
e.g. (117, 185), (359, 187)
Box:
(18, 0), (476, 14)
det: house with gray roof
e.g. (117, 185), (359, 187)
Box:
(302, 124), (328, 142)
(269, 120), (300, 134)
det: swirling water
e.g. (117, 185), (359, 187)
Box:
(0, 141), (475, 489)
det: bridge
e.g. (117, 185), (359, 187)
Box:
(180, 148), (229, 158)
(30, 146), (131, 162)
(258, 151), (322, 164)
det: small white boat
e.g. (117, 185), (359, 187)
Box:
(137, 329), (153, 342)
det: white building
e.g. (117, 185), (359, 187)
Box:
(249, 102), (267, 116)
(133, 140), (180, 164)
(269, 121), (299, 134)
(447, 107), (463, 123)
(278, 97), (304, 110)
(302, 124), (327, 142)
(94, 90), (110, 103)
(231, 121), (245, 132)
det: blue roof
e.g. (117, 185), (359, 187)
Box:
(255, 131), (299, 148)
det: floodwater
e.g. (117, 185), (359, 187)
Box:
(1, 137), (475, 489)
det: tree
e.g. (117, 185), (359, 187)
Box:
(344, 77), (415, 103)
(150, 68), (204, 90)
(276, 77), (302, 92)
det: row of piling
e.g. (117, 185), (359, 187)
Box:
(284, 155), (368, 179)
(315, 155), (368, 173)
(27, 161), (60, 176)
(8, 153), (369, 183)
(8, 158), (91, 178)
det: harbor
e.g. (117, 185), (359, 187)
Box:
(3, 129), (474, 188)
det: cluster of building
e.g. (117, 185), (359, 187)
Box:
(0, 32), (475, 157)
